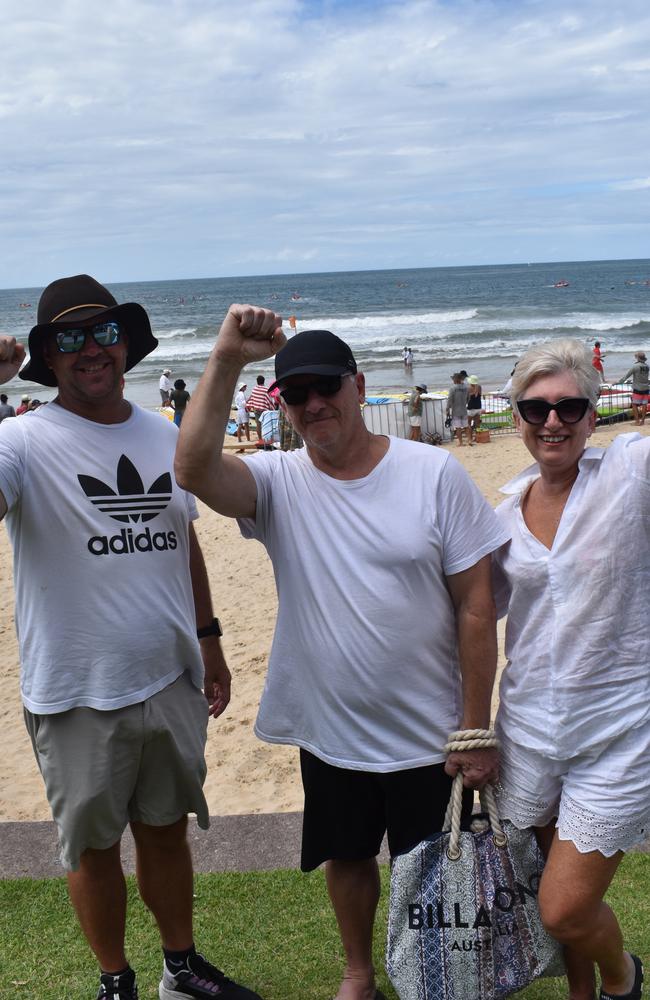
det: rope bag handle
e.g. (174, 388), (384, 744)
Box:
(442, 729), (506, 860)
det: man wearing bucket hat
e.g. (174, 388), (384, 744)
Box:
(175, 305), (507, 1000)
(0, 277), (263, 1000)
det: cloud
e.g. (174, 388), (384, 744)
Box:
(1, 0), (650, 286)
(611, 177), (650, 190)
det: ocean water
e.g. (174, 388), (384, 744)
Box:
(2, 258), (649, 407)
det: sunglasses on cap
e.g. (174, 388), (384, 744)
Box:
(54, 321), (122, 354)
(516, 396), (590, 425)
(279, 373), (353, 406)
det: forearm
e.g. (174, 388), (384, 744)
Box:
(176, 349), (240, 495)
(455, 603), (498, 730)
(176, 303), (282, 515)
(188, 523), (214, 628)
(188, 522), (232, 716)
(443, 565), (500, 788)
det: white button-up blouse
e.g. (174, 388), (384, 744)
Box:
(492, 433), (650, 758)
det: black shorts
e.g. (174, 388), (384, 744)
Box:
(299, 749), (473, 871)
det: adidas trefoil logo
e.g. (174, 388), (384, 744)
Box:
(78, 456), (178, 557)
(78, 454), (172, 524)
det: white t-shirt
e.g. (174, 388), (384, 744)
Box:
(0, 402), (203, 714)
(159, 374), (172, 393)
(239, 436), (509, 771)
(493, 433), (650, 758)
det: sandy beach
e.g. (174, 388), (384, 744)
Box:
(0, 420), (647, 823)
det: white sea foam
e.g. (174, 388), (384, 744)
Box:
(308, 309), (479, 331)
(153, 327), (200, 340)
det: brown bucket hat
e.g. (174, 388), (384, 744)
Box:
(20, 274), (158, 387)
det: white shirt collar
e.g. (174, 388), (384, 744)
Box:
(499, 445), (606, 495)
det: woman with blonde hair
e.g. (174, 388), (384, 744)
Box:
(492, 339), (648, 1000)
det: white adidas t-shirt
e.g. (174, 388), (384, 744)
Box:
(239, 437), (509, 771)
(0, 402), (203, 713)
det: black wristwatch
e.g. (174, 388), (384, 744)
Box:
(197, 617), (223, 639)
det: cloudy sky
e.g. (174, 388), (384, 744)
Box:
(2, 0), (649, 288)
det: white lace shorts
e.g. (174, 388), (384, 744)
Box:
(495, 723), (650, 856)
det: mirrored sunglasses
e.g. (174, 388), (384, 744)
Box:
(279, 373), (351, 406)
(517, 396), (590, 425)
(55, 321), (122, 354)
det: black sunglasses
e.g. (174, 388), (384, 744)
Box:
(55, 321), (122, 354)
(279, 374), (351, 406)
(517, 396), (590, 425)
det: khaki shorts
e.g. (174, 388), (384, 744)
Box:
(25, 671), (209, 871)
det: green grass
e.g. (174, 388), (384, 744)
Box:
(480, 411), (515, 430)
(0, 858), (648, 999)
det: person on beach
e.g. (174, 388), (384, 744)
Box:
(492, 339), (649, 1000)
(407, 382), (426, 441)
(592, 341), (606, 383)
(466, 375), (483, 443)
(175, 307), (508, 1000)
(499, 364), (517, 401)
(259, 406), (280, 447)
(446, 372), (470, 446)
(618, 351), (649, 426)
(159, 368), (173, 405)
(235, 382), (250, 442)
(0, 392), (15, 421)
(278, 405), (303, 451)
(0, 275), (263, 1000)
(245, 375), (275, 440)
(170, 377), (191, 427)
(16, 393), (31, 414)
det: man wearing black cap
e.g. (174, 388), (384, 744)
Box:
(0, 278), (262, 1000)
(176, 306), (507, 1000)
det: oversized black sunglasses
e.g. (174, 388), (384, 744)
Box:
(517, 396), (590, 425)
(279, 373), (352, 406)
(55, 321), (122, 354)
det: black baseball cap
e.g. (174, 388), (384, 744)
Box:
(269, 330), (357, 390)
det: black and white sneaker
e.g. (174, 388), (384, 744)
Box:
(97, 968), (138, 999)
(159, 950), (263, 999)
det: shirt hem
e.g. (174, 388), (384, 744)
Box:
(254, 727), (447, 772)
(496, 709), (650, 758)
(22, 665), (188, 715)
